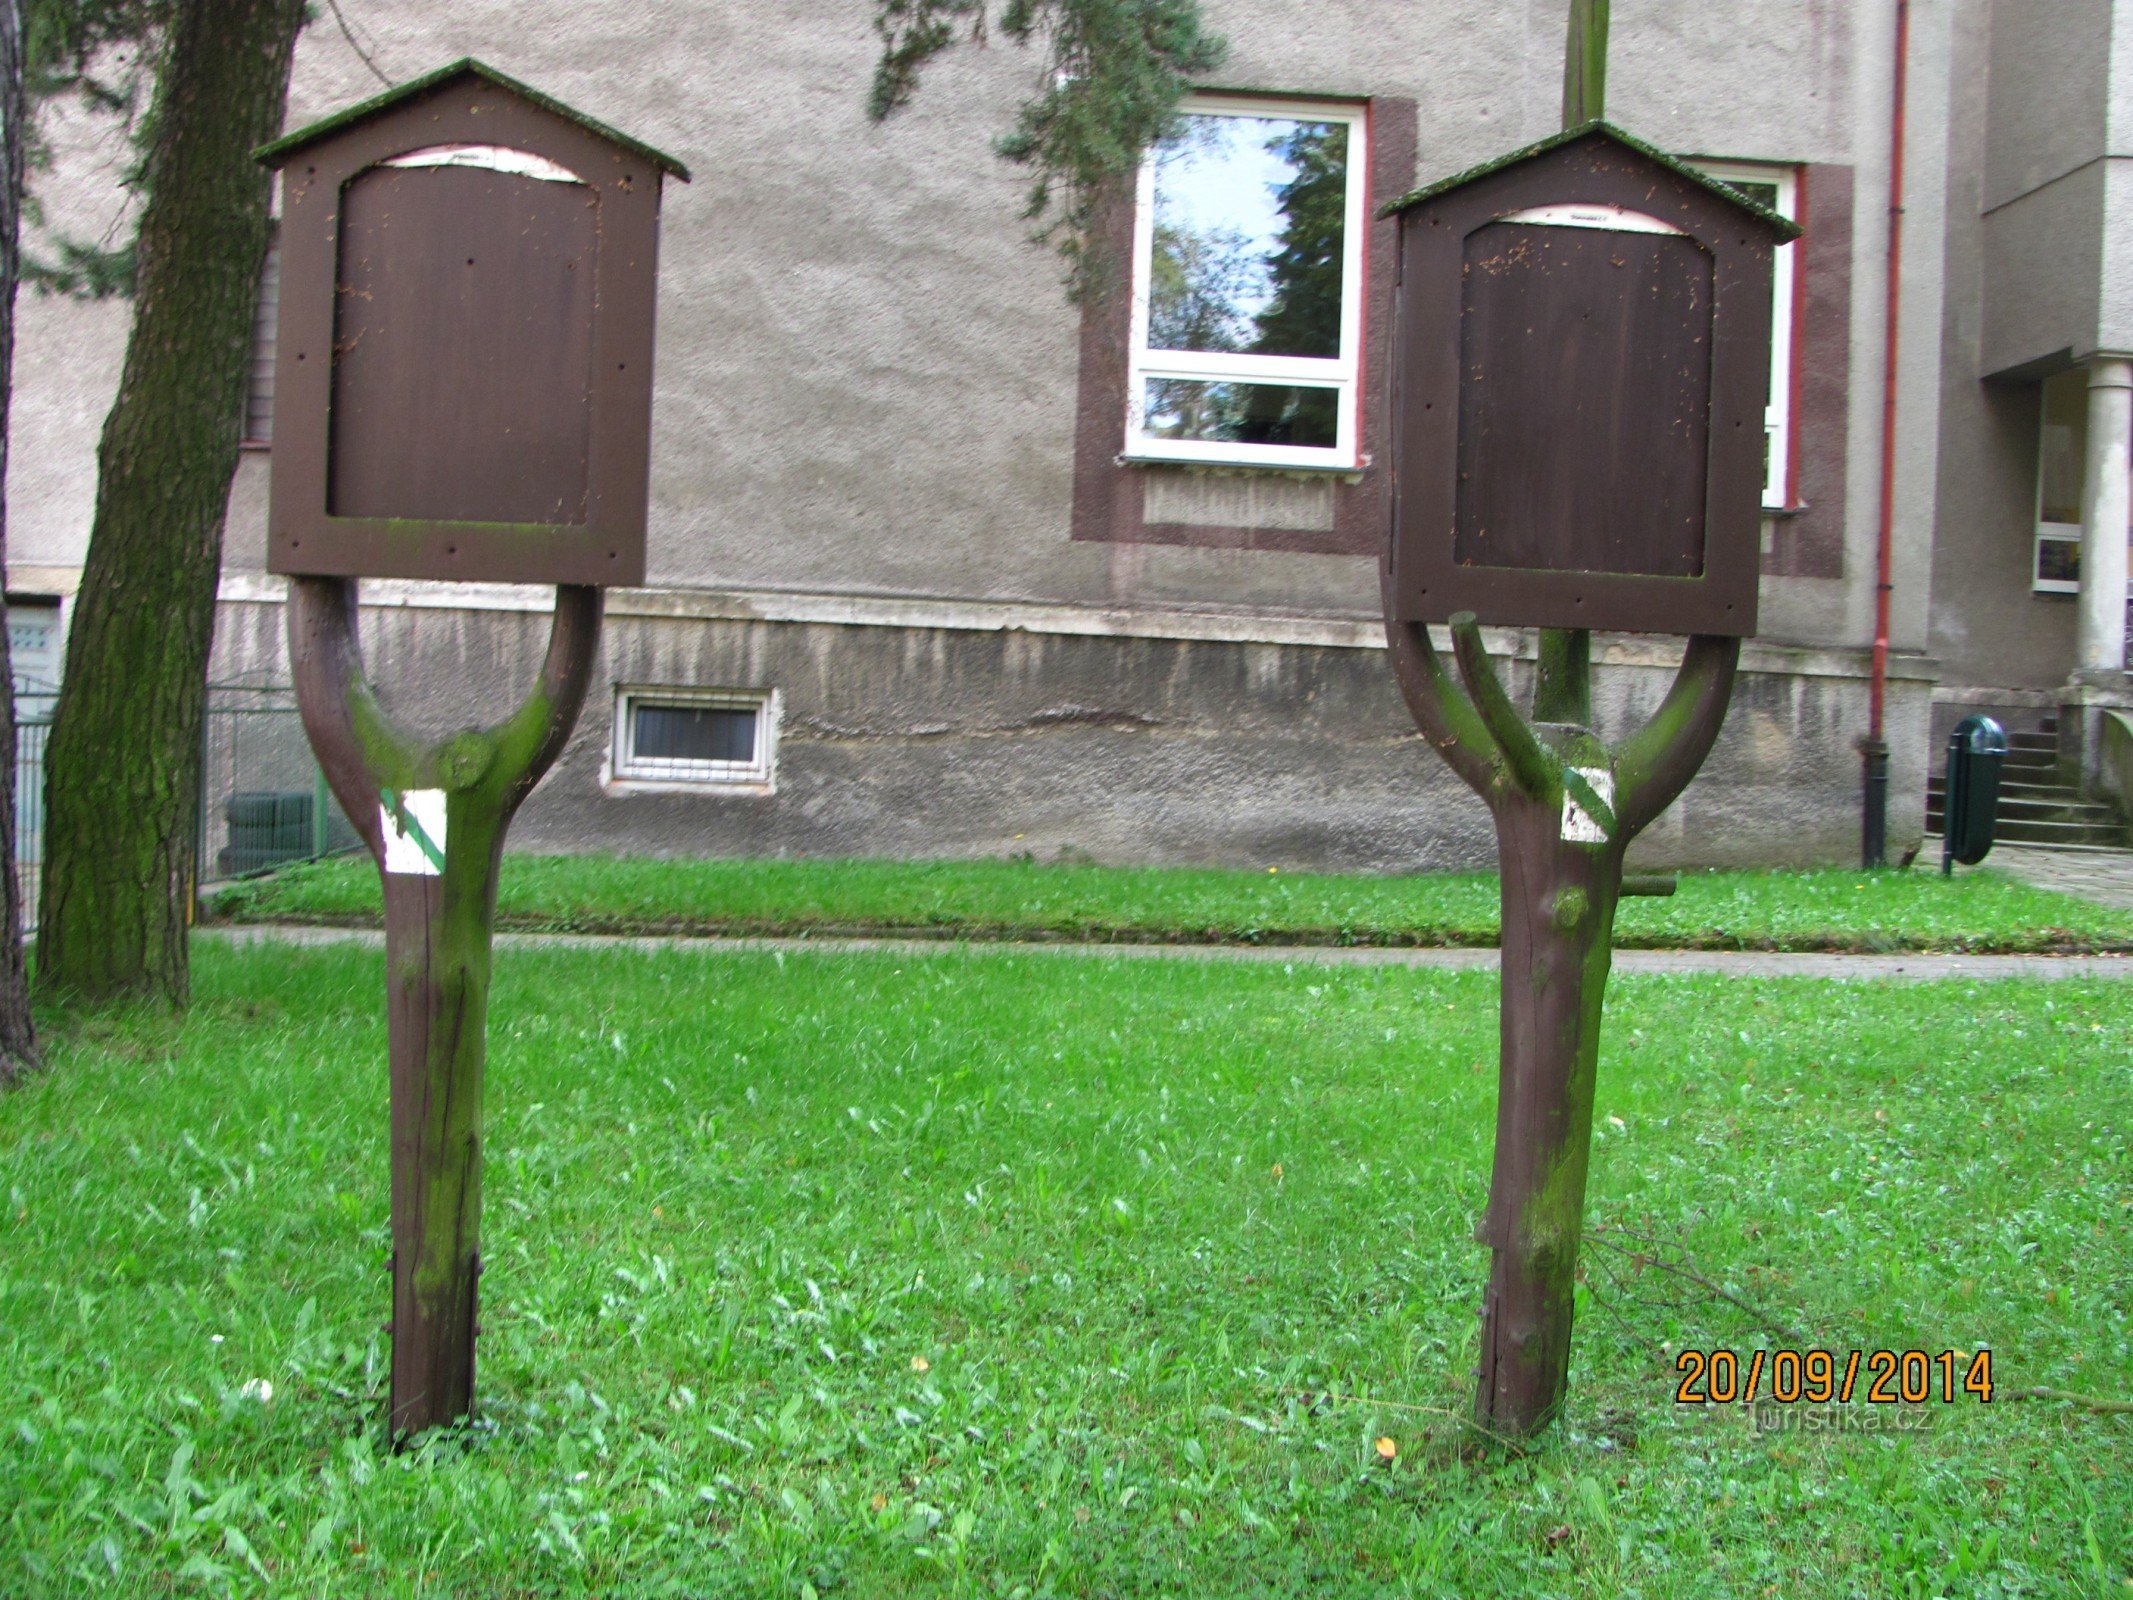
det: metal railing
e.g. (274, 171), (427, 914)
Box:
(9, 680), (361, 934)
(195, 681), (361, 887)
(13, 680), (56, 935)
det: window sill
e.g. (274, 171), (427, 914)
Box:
(1760, 500), (1808, 519)
(238, 440), (271, 454)
(601, 772), (776, 798)
(1118, 454), (1366, 485)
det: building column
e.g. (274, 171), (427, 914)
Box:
(2076, 354), (2133, 677)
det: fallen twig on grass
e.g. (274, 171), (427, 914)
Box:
(1584, 1221), (1811, 1347)
(1278, 1388), (1470, 1424)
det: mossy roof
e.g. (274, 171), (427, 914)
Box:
(255, 58), (691, 181)
(1379, 120), (1799, 242)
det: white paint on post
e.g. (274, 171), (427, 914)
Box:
(2078, 354), (2133, 675)
(1559, 767), (1615, 843)
(381, 144), (584, 185)
(380, 789), (448, 876)
(1497, 203), (1685, 236)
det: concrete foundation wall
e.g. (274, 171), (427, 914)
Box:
(213, 594), (1928, 874)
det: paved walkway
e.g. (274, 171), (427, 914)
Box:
(1978, 841), (2133, 910)
(208, 925), (2133, 982)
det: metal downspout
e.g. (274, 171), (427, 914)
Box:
(1864, 0), (1910, 867)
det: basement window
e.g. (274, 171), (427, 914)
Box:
(609, 688), (777, 792)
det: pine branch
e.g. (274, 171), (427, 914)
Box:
(868, 0), (1224, 296)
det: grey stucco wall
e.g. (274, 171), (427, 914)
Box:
(1977, 0), (2133, 372)
(1935, 1), (2081, 692)
(12, 0), (1889, 638)
(1983, 0), (2109, 212)
(212, 595), (1929, 873)
(1982, 164), (2105, 374)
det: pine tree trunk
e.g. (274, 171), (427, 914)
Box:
(381, 824), (507, 1436)
(0, 0), (41, 1082)
(1384, 607), (1739, 1440)
(36, 0), (305, 1007)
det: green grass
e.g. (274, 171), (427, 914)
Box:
(3, 938), (2128, 1596)
(208, 852), (2133, 954)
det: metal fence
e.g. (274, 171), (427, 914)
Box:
(10, 681), (361, 933)
(13, 680), (56, 935)
(195, 682), (362, 886)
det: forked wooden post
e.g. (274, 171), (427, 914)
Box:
(1372, 0), (1784, 1438)
(1384, 601), (1738, 1436)
(289, 576), (601, 1438)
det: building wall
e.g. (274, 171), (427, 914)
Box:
(213, 587), (1932, 872)
(1978, 0), (2113, 373)
(1933, 0), (2133, 704)
(7, 0), (1983, 871)
(23, 0), (1897, 625)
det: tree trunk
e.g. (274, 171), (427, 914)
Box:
(0, 0), (38, 1081)
(380, 824), (507, 1435)
(35, 0), (305, 1007)
(1384, 605), (1738, 1439)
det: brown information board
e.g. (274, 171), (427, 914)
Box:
(1384, 124), (1797, 637)
(258, 60), (688, 586)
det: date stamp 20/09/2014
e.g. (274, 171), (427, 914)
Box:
(1675, 1347), (1994, 1411)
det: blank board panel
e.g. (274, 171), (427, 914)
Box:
(1452, 221), (1713, 578)
(328, 164), (597, 526)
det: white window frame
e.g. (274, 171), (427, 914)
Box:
(606, 686), (778, 794)
(2032, 526), (2083, 594)
(6, 597), (63, 694)
(2034, 366), (2087, 594)
(1125, 94), (1370, 472)
(1695, 161), (1799, 510)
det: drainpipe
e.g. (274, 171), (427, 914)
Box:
(1863, 0), (1910, 868)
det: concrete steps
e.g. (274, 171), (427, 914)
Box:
(1925, 719), (2131, 847)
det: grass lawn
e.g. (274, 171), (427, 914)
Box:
(207, 853), (2133, 955)
(2, 938), (2128, 1596)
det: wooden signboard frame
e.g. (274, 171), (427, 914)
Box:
(1375, 3), (1799, 1441)
(1386, 123), (1796, 639)
(260, 59), (687, 587)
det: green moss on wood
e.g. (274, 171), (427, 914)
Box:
(1378, 119), (1801, 242)
(255, 58), (690, 181)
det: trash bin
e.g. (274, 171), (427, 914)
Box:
(1941, 714), (2008, 875)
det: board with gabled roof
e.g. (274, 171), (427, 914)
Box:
(1384, 120), (1798, 638)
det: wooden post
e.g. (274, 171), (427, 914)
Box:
(1377, 0), (1780, 1433)
(1385, 603), (1737, 1436)
(288, 576), (601, 1439)
(1531, 0), (1611, 736)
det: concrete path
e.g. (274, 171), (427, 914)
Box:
(1979, 840), (2133, 911)
(207, 924), (2133, 982)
